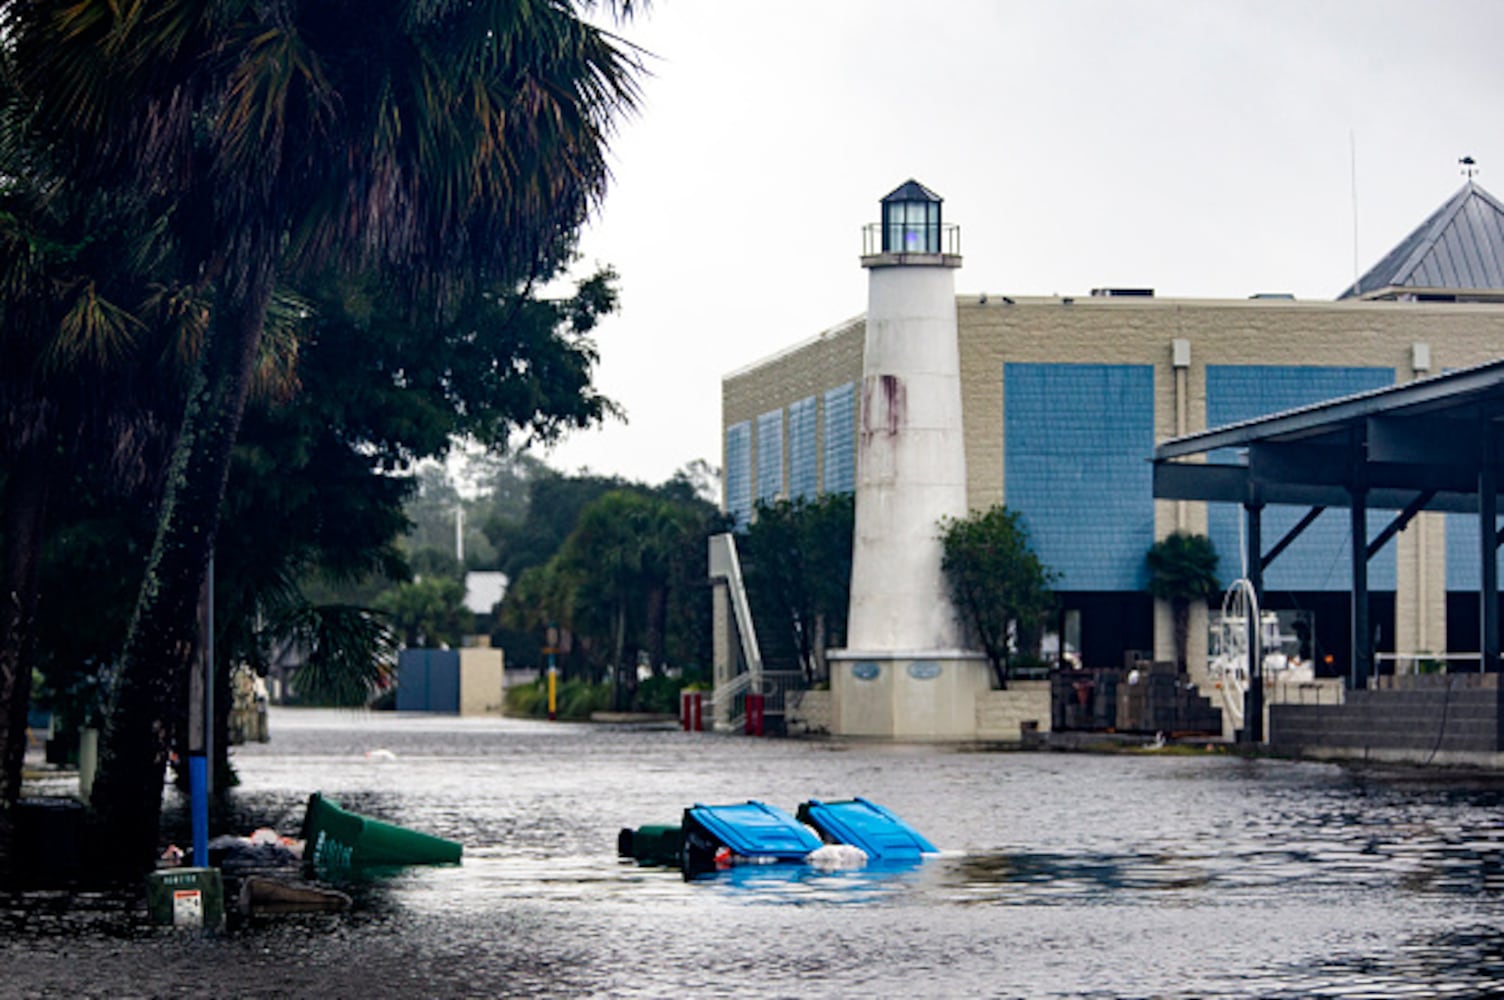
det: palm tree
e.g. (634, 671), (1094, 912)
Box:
(5, 0), (643, 871)
(1146, 532), (1221, 674)
(0, 101), (194, 811)
(557, 490), (652, 709)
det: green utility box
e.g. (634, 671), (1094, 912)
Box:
(145, 867), (225, 930)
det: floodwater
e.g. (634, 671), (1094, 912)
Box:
(7, 708), (1504, 999)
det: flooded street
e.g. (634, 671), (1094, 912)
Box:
(7, 707), (1504, 998)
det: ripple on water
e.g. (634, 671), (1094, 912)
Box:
(14, 708), (1504, 998)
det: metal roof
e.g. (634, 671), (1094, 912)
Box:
(1338, 181), (1504, 299)
(881, 179), (942, 204)
(1153, 357), (1504, 514)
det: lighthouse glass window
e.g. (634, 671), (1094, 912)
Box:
(885, 200), (939, 253)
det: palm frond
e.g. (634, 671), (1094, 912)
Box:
(46, 279), (143, 370)
(281, 602), (397, 707)
(251, 287), (313, 402)
(140, 282), (211, 369)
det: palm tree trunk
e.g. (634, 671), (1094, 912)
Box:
(645, 585), (665, 676)
(0, 454), (52, 812)
(87, 248), (274, 875)
(1172, 597), (1190, 673)
(612, 601), (627, 711)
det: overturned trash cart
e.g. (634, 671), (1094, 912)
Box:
(680, 800), (824, 871)
(620, 797), (939, 875)
(796, 797), (938, 862)
(300, 792), (462, 872)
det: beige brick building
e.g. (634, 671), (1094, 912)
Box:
(723, 182), (1504, 681)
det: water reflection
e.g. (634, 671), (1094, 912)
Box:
(680, 857), (928, 904)
(948, 850), (1214, 899)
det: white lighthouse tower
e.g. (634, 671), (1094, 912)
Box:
(829, 180), (991, 738)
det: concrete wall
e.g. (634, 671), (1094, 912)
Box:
(786, 689), (832, 736)
(829, 654), (992, 739)
(459, 647), (504, 716)
(1270, 674), (1503, 766)
(975, 682), (1052, 742)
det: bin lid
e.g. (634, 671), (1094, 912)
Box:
(797, 797), (937, 860)
(684, 801), (821, 860)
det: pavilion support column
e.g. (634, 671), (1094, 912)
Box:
(1481, 458), (1499, 673)
(1243, 501), (1264, 743)
(1351, 487), (1371, 690)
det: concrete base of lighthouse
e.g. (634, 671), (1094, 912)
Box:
(827, 649), (992, 739)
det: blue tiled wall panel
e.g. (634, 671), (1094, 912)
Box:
(1004, 363), (1155, 591)
(725, 421), (752, 527)
(756, 410), (784, 504)
(1445, 515), (1504, 591)
(788, 396), (818, 500)
(823, 382), (857, 496)
(1206, 366), (1395, 591)
(1442, 363), (1497, 591)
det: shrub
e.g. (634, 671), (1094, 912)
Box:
(633, 674), (683, 715)
(504, 680), (547, 717)
(504, 677), (611, 720)
(557, 679), (611, 719)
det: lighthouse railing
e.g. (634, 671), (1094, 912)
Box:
(862, 221), (961, 256)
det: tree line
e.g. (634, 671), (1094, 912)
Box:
(349, 454), (729, 713)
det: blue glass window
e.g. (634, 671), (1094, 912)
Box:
(724, 421), (751, 528)
(822, 383), (857, 495)
(756, 410), (783, 505)
(788, 396), (818, 500)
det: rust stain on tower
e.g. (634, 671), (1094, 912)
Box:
(860, 373), (907, 444)
(881, 374), (906, 434)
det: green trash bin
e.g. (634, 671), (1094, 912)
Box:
(145, 867), (225, 930)
(617, 824), (683, 867)
(300, 792), (462, 871)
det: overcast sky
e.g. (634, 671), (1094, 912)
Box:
(535, 0), (1504, 488)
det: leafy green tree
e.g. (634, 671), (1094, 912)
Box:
(1146, 532), (1221, 673)
(660, 460), (721, 507)
(485, 471), (628, 582)
(554, 490), (680, 708)
(741, 494), (854, 683)
(656, 482), (729, 679)
(939, 506), (1057, 689)
(499, 479), (720, 700)
(5, 0), (643, 869)
(405, 451), (549, 572)
(373, 578), (470, 650)
(498, 558), (578, 678)
(20, 256), (615, 802)
(400, 465), (472, 569)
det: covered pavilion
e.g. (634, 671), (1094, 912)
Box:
(1154, 359), (1504, 757)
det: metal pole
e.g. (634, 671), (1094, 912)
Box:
(546, 623), (558, 721)
(205, 554), (213, 795)
(1244, 502), (1264, 743)
(1351, 488), (1371, 690)
(1481, 458), (1499, 672)
(189, 553), (213, 868)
